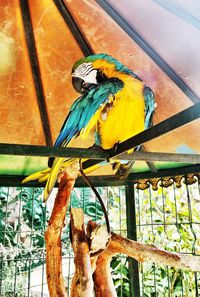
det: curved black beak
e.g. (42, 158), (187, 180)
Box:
(72, 77), (96, 94)
(72, 77), (85, 94)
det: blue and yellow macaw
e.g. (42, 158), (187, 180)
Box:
(23, 53), (155, 201)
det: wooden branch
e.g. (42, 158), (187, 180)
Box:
(45, 160), (79, 297)
(108, 233), (200, 271)
(88, 221), (200, 272)
(87, 221), (116, 297)
(70, 208), (94, 297)
(93, 249), (117, 297)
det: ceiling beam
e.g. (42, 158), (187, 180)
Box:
(53, 0), (94, 56)
(19, 0), (53, 146)
(1, 163), (200, 188)
(0, 144), (200, 164)
(115, 151), (200, 164)
(0, 143), (107, 159)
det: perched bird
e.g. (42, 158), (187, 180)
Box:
(23, 53), (155, 200)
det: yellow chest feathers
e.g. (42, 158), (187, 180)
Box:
(98, 77), (145, 149)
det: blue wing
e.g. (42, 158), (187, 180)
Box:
(54, 78), (124, 148)
(143, 86), (156, 129)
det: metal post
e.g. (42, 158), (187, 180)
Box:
(125, 182), (140, 297)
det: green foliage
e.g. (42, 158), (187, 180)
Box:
(135, 184), (200, 296)
(22, 193), (46, 230)
(107, 184), (200, 296)
(0, 258), (27, 297)
(70, 187), (104, 221)
(111, 257), (130, 297)
(0, 187), (48, 296)
(0, 183), (200, 296)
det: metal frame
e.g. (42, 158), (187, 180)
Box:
(1, 163), (200, 188)
(1, 143), (200, 164)
(15, 0), (200, 171)
(125, 183), (140, 297)
(53, 0), (94, 56)
(0, 1), (199, 185)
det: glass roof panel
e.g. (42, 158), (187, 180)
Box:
(0, 0), (45, 145)
(29, 0), (83, 143)
(107, 0), (200, 98)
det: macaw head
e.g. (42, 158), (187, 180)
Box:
(71, 59), (98, 94)
(71, 53), (132, 94)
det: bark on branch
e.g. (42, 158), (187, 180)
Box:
(70, 208), (94, 296)
(109, 232), (200, 271)
(88, 221), (200, 273)
(45, 160), (79, 297)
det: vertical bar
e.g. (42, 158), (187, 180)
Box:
(13, 187), (23, 296)
(0, 188), (10, 295)
(161, 186), (170, 296)
(125, 182), (140, 297)
(185, 183), (196, 254)
(0, 247), (2, 296)
(185, 182), (199, 297)
(148, 186), (156, 242)
(83, 188), (85, 213)
(194, 272), (199, 297)
(0, 187), (8, 296)
(41, 196), (48, 297)
(53, 0), (94, 56)
(195, 179), (200, 297)
(118, 187), (123, 297)
(136, 188), (145, 296)
(27, 188), (35, 296)
(19, 0), (52, 146)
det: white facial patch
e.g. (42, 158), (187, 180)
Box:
(72, 62), (98, 84)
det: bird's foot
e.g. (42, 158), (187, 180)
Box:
(89, 144), (110, 163)
(89, 144), (104, 152)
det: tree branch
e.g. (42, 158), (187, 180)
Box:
(108, 233), (200, 271)
(70, 208), (94, 297)
(45, 160), (79, 297)
(87, 221), (200, 272)
(93, 248), (117, 297)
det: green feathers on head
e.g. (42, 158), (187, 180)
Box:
(72, 53), (134, 75)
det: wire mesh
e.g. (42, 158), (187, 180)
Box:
(135, 180), (200, 296)
(0, 180), (199, 296)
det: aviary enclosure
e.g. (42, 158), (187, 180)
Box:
(0, 0), (200, 296)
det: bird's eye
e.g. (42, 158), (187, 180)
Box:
(76, 63), (93, 77)
(79, 63), (88, 75)
(82, 63), (87, 69)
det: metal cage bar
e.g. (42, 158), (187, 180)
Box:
(125, 183), (140, 297)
